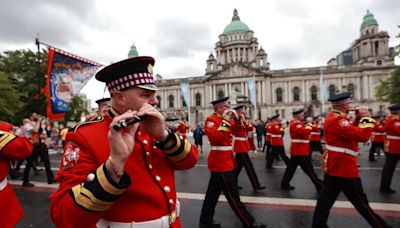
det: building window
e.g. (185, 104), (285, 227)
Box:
(347, 83), (354, 97)
(182, 96), (187, 107)
(217, 90), (225, 99)
(310, 85), (317, 101)
(293, 87), (300, 102)
(276, 88), (283, 103)
(195, 93), (201, 106)
(328, 84), (336, 99)
(156, 95), (161, 108)
(168, 95), (174, 108)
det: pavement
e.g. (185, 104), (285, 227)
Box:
(10, 134), (400, 228)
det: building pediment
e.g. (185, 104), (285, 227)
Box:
(206, 63), (266, 81)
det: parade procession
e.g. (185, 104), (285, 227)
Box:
(1, 1), (400, 228)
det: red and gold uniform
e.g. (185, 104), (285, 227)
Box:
(50, 113), (198, 228)
(310, 124), (321, 142)
(369, 120), (386, 161)
(322, 110), (374, 178)
(176, 122), (189, 140)
(246, 122), (256, 151)
(266, 121), (289, 168)
(270, 123), (284, 147)
(281, 116), (322, 191)
(384, 115), (400, 154)
(289, 119), (311, 156)
(204, 113), (235, 172)
(200, 111), (261, 227)
(313, 92), (391, 228)
(380, 111), (400, 193)
(0, 122), (33, 228)
(232, 119), (264, 190)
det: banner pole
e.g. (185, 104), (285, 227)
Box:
(35, 35), (42, 115)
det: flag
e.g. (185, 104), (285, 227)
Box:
(319, 71), (328, 102)
(247, 79), (256, 106)
(179, 82), (190, 107)
(44, 47), (102, 120)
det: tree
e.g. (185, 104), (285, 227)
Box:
(376, 26), (400, 104)
(376, 67), (400, 103)
(0, 72), (23, 123)
(64, 96), (89, 123)
(0, 49), (48, 124)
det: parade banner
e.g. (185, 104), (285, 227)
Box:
(44, 47), (102, 120)
(180, 82), (191, 107)
(247, 79), (256, 106)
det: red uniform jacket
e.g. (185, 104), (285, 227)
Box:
(289, 119), (312, 156)
(176, 123), (189, 139)
(371, 121), (386, 143)
(204, 113), (236, 172)
(270, 123), (284, 146)
(231, 120), (251, 153)
(246, 123), (256, 150)
(0, 127), (33, 228)
(310, 124), (321, 142)
(50, 115), (198, 228)
(322, 110), (374, 178)
(265, 123), (272, 142)
(385, 115), (400, 154)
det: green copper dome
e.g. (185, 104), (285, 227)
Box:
(361, 10), (378, 29)
(128, 43), (138, 57)
(223, 9), (250, 35)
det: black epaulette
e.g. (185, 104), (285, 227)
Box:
(71, 115), (104, 132)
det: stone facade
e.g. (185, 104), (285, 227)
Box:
(155, 9), (397, 126)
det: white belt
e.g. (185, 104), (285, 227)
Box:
(310, 132), (320, 135)
(211, 146), (232, 151)
(387, 135), (400, 140)
(326, 144), (358, 157)
(97, 202), (180, 228)
(233, 136), (247, 141)
(266, 133), (271, 136)
(0, 177), (7, 191)
(271, 134), (282, 137)
(372, 132), (386, 135)
(291, 139), (310, 143)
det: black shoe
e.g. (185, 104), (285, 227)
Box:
(380, 189), (396, 194)
(369, 159), (376, 162)
(266, 166), (274, 169)
(199, 221), (221, 228)
(281, 185), (295, 191)
(237, 185), (243, 190)
(48, 178), (56, 184)
(254, 186), (266, 190)
(22, 182), (35, 187)
(248, 222), (267, 228)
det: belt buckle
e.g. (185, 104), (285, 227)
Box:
(169, 211), (177, 225)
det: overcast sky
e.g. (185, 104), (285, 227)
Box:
(1, 0), (399, 106)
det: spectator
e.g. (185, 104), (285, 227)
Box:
(193, 124), (205, 153)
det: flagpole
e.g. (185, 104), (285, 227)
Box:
(253, 73), (257, 121)
(35, 35), (42, 115)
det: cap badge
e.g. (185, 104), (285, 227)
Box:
(147, 64), (153, 74)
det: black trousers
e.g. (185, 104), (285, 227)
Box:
(281, 155), (322, 191)
(23, 143), (54, 183)
(312, 175), (392, 228)
(266, 146), (289, 168)
(200, 171), (256, 227)
(369, 142), (384, 161)
(380, 153), (400, 191)
(264, 142), (271, 161)
(235, 153), (262, 189)
(309, 141), (323, 156)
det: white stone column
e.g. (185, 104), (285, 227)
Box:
(362, 74), (369, 100)
(225, 83), (228, 96)
(266, 77), (271, 104)
(301, 80), (306, 102)
(305, 80), (309, 102)
(286, 81), (290, 103)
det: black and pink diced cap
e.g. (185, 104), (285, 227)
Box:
(95, 56), (157, 94)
